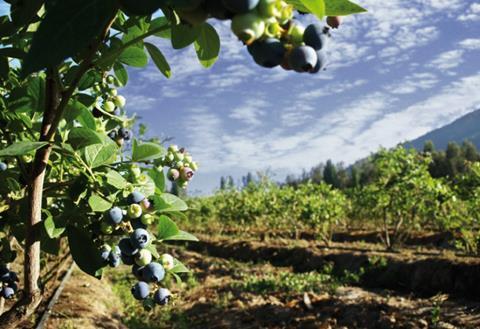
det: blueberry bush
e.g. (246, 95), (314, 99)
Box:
(0, 0), (365, 326)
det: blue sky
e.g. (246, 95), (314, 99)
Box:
(2, 1), (480, 194)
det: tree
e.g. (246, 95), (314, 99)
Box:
(220, 176), (226, 190)
(423, 140), (435, 153)
(0, 0), (366, 326)
(323, 159), (339, 188)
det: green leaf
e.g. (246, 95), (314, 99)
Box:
(118, 46), (148, 67)
(65, 99), (96, 130)
(157, 215), (179, 240)
(194, 23), (220, 68)
(165, 230), (198, 242)
(0, 141), (49, 157)
(67, 226), (104, 278)
(68, 127), (103, 149)
(171, 24), (199, 49)
(170, 259), (190, 273)
(149, 16), (171, 38)
(144, 243), (160, 259)
(82, 143), (118, 168)
(325, 0), (367, 16)
(148, 167), (165, 192)
(22, 0), (117, 76)
(132, 141), (166, 162)
(105, 170), (128, 189)
(43, 211), (66, 239)
(88, 193), (112, 212)
(300, 0), (326, 20)
(113, 62), (128, 86)
(153, 193), (188, 212)
(145, 42), (171, 78)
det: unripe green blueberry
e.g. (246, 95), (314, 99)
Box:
(128, 203), (143, 219)
(143, 298), (155, 311)
(264, 18), (282, 38)
(231, 12), (265, 45)
(168, 145), (179, 152)
(141, 213), (155, 225)
(167, 168), (180, 181)
(160, 253), (174, 270)
(190, 161), (199, 171)
(174, 152), (185, 161)
(176, 161), (185, 168)
(93, 84), (102, 93)
(108, 88), (118, 97)
(114, 95), (126, 108)
(135, 249), (153, 266)
(278, 4), (293, 24)
(106, 75), (116, 84)
(258, 0), (277, 17)
(289, 23), (305, 46)
(100, 222), (114, 234)
(166, 153), (175, 163)
(103, 100), (116, 113)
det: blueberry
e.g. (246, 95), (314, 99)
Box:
(130, 228), (150, 249)
(132, 264), (144, 280)
(92, 107), (103, 118)
(303, 24), (329, 50)
(0, 162), (7, 171)
(131, 281), (150, 300)
(167, 168), (180, 181)
(160, 253), (175, 270)
(247, 38), (286, 68)
(108, 252), (121, 267)
(0, 266), (9, 282)
(128, 204), (143, 219)
(142, 262), (165, 283)
(118, 128), (131, 141)
(180, 167), (194, 181)
(231, 12), (265, 45)
(108, 130), (117, 140)
(310, 51), (327, 74)
(100, 248), (111, 262)
(327, 16), (341, 29)
(135, 249), (153, 266)
(121, 253), (135, 265)
(1, 287), (15, 299)
(129, 191), (145, 204)
(130, 218), (147, 230)
(154, 288), (171, 305)
(222, 0), (259, 14)
(7, 271), (18, 283)
(107, 207), (123, 225)
(9, 282), (17, 293)
(288, 46), (318, 73)
(204, 0), (234, 20)
(119, 238), (138, 256)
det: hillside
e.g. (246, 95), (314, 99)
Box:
(406, 109), (480, 150)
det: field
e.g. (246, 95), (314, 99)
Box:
(12, 226), (477, 329)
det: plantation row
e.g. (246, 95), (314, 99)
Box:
(189, 146), (480, 253)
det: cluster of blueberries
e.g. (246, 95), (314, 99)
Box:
(166, 0), (342, 73)
(93, 75), (126, 115)
(99, 191), (173, 307)
(108, 127), (132, 147)
(0, 266), (18, 299)
(163, 145), (198, 189)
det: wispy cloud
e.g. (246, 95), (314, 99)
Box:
(459, 3), (480, 21)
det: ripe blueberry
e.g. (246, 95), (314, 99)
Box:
(130, 228), (150, 249)
(288, 46), (318, 73)
(154, 288), (171, 305)
(108, 130), (117, 140)
(118, 127), (131, 141)
(222, 0), (259, 14)
(121, 253), (135, 265)
(247, 38), (286, 68)
(1, 287), (15, 299)
(303, 24), (329, 50)
(108, 252), (121, 267)
(132, 264), (144, 280)
(129, 191), (145, 204)
(0, 162), (7, 171)
(142, 262), (165, 283)
(108, 207), (123, 225)
(92, 107), (103, 118)
(130, 218), (147, 230)
(131, 281), (150, 300)
(119, 238), (139, 256)
(310, 50), (327, 74)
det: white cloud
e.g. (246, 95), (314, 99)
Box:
(229, 98), (269, 126)
(385, 72), (439, 94)
(459, 38), (480, 50)
(428, 50), (464, 71)
(459, 3), (480, 21)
